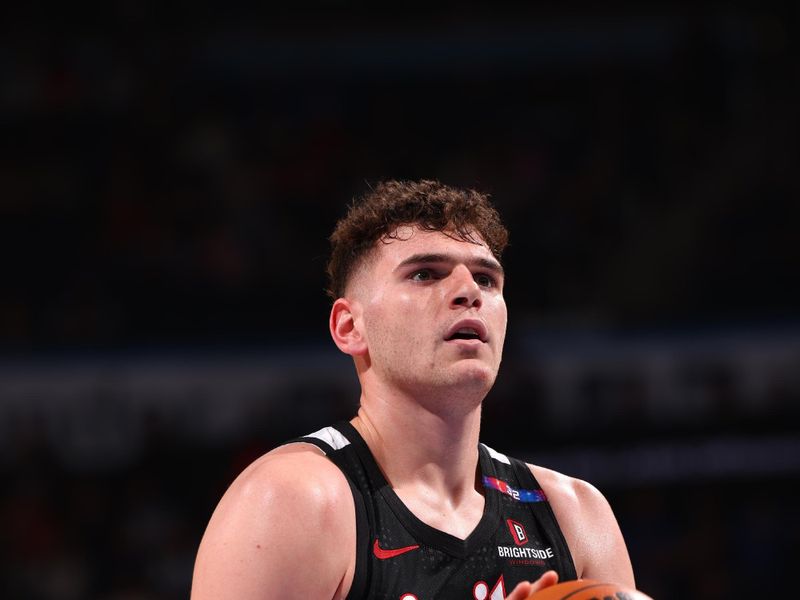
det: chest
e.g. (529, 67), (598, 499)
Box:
(394, 488), (486, 541)
(364, 490), (567, 600)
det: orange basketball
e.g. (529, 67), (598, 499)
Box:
(526, 579), (654, 600)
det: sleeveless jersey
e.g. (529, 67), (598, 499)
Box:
(289, 421), (576, 600)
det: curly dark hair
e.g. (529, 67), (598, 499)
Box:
(326, 179), (509, 299)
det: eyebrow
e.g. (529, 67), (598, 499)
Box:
(395, 253), (505, 276)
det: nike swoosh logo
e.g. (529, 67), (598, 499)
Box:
(372, 538), (420, 560)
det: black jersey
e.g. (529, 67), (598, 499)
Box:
(290, 421), (577, 600)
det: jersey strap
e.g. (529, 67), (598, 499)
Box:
(507, 453), (578, 581)
(285, 424), (371, 600)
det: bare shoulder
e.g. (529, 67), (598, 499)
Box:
(528, 463), (635, 587)
(530, 464), (608, 516)
(217, 442), (354, 532)
(238, 442), (352, 502)
(192, 443), (356, 600)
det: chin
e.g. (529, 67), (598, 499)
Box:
(452, 363), (497, 389)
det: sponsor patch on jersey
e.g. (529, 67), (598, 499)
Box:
(497, 544), (554, 563)
(506, 519), (529, 546)
(482, 476), (547, 503)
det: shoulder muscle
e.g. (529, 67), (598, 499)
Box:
(531, 464), (635, 588)
(192, 445), (355, 600)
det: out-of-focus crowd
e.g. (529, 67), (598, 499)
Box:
(3, 5), (797, 350)
(1, 4), (797, 598)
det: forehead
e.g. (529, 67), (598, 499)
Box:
(372, 226), (497, 267)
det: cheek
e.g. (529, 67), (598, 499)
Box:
(489, 296), (508, 327)
(490, 298), (508, 354)
(363, 292), (415, 344)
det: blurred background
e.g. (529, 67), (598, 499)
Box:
(1, 2), (798, 598)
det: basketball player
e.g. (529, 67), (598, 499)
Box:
(191, 180), (636, 599)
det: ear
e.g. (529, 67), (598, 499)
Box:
(329, 298), (368, 356)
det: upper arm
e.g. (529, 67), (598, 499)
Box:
(531, 465), (635, 588)
(191, 447), (356, 600)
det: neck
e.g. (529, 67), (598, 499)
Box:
(351, 379), (484, 499)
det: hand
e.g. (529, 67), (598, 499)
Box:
(504, 570), (559, 600)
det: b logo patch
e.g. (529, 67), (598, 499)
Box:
(506, 519), (528, 546)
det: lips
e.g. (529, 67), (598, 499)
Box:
(444, 319), (488, 343)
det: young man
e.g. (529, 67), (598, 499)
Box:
(191, 180), (636, 600)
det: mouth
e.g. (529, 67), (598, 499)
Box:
(444, 320), (488, 343)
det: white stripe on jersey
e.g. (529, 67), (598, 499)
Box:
(481, 443), (511, 465)
(305, 426), (352, 452)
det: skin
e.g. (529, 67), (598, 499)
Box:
(191, 226), (635, 600)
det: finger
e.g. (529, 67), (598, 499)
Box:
(526, 570), (559, 595)
(504, 580), (533, 600)
(505, 571), (559, 600)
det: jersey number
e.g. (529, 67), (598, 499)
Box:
(473, 575), (506, 600)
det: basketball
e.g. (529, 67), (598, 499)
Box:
(526, 579), (654, 600)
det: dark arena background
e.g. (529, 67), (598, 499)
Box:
(2, 3), (798, 599)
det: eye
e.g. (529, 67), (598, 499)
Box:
(410, 269), (434, 282)
(474, 273), (496, 288)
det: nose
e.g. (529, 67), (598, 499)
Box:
(450, 266), (482, 309)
